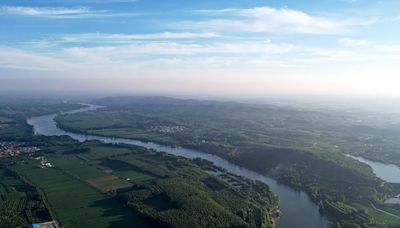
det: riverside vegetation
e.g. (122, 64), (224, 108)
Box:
(55, 96), (400, 227)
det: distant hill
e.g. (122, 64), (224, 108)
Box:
(92, 95), (286, 112)
(94, 96), (194, 106)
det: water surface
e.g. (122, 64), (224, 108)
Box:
(346, 155), (400, 184)
(347, 154), (400, 204)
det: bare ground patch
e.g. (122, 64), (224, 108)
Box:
(87, 175), (132, 192)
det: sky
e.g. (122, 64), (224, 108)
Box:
(0, 0), (400, 98)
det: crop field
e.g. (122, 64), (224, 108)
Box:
(87, 175), (132, 192)
(46, 154), (132, 191)
(114, 157), (170, 177)
(98, 158), (156, 182)
(12, 161), (148, 228)
(78, 144), (134, 160)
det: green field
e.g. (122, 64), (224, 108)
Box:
(78, 145), (134, 160)
(13, 161), (149, 228)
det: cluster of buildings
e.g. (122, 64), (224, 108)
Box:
(149, 125), (185, 134)
(29, 221), (58, 228)
(0, 141), (40, 159)
(35, 156), (53, 168)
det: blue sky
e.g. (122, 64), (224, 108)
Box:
(1, 0), (399, 97)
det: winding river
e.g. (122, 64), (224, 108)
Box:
(27, 104), (329, 228)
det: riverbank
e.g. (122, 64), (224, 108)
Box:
(54, 118), (372, 227)
(28, 105), (329, 228)
(51, 102), (398, 226)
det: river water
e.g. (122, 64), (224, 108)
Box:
(347, 154), (400, 204)
(27, 105), (329, 228)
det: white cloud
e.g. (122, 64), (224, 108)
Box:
(59, 32), (219, 43)
(61, 41), (295, 59)
(0, 6), (91, 17)
(185, 6), (375, 34)
(0, 6), (138, 19)
(2, 38), (400, 97)
(375, 45), (400, 53)
(2, 37), (400, 77)
(338, 38), (368, 47)
(24, 32), (220, 48)
(0, 47), (71, 71)
(0, 40), (296, 75)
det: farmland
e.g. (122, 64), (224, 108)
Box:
(0, 166), (52, 227)
(12, 158), (147, 228)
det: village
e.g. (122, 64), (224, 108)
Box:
(149, 125), (185, 134)
(0, 141), (40, 159)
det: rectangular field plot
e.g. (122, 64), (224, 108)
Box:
(98, 159), (155, 182)
(49, 155), (107, 180)
(80, 145), (134, 160)
(113, 155), (172, 177)
(87, 175), (132, 192)
(13, 162), (149, 228)
(40, 155), (134, 192)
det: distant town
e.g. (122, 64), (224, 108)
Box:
(149, 125), (185, 134)
(0, 141), (40, 159)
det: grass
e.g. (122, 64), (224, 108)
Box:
(353, 203), (400, 227)
(98, 158), (155, 182)
(116, 157), (170, 177)
(48, 154), (107, 180)
(114, 170), (153, 182)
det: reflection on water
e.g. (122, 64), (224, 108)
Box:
(27, 105), (329, 228)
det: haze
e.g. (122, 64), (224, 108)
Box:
(1, 0), (400, 98)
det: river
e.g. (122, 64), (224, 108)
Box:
(347, 154), (400, 204)
(27, 104), (329, 228)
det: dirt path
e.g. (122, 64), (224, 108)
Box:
(371, 203), (400, 219)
